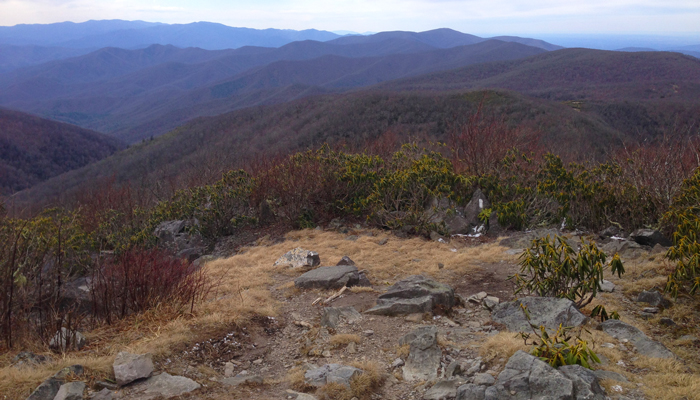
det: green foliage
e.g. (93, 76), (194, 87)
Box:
(590, 305), (620, 322)
(519, 304), (600, 369)
(664, 167), (700, 297)
(512, 235), (624, 308)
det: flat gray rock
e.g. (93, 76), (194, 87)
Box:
(365, 275), (455, 316)
(599, 319), (675, 358)
(113, 352), (154, 386)
(491, 297), (588, 332)
(53, 382), (85, 400)
(424, 379), (459, 399)
(304, 364), (363, 388)
(274, 247), (320, 270)
(130, 372), (200, 399)
(294, 264), (361, 289)
(402, 326), (442, 382)
(630, 229), (672, 247)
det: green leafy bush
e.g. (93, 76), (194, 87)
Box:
(512, 234), (624, 308)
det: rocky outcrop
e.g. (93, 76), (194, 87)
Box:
(113, 352), (154, 386)
(491, 297), (588, 332)
(599, 319), (675, 359)
(465, 351), (606, 400)
(304, 364), (363, 388)
(400, 326), (442, 381)
(274, 248), (321, 270)
(365, 275), (455, 316)
(294, 265), (363, 289)
(630, 229), (672, 247)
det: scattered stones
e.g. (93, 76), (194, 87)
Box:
(630, 229), (672, 247)
(130, 372), (201, 398)
(636, 290), (672, 309)
(424, 379), (459, 399)
(483, 351), (605, 400)
(294, 264), (363, 289)
(113, 352), (154, 386)
(273, 248), (320, 270)
(53, 382), (85, 400)
(365, 275), (455, 316)
(49, 327), (86, 351)
(221, 374), (264, 386)
(304, 364), (363, 388)
(321, 306), (363, 329)
(491, 297), (588, 332)
(401, 326), (442, 381)
(599, 319), (675, 358)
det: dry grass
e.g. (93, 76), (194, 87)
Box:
(479, 332), (529, 362)
(330, 334), (362, 347)
(286, 367), (314, 392)
(395, 344), (410, 358)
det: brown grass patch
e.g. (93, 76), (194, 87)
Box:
(479, 332), (529, 362)
(330, 334), (362, 347)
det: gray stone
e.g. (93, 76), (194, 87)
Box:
(599, 226), (623, 239)
(636, 290), (672, 309)
(336, 256), (355, 266)
(456, 383), (486, 400)
(12, 351), (50, 367)
(630, 229), (672, 247)
(53, 365), (85, 381)
(427, 197), (470, 235)
(304, 364), (363, 388)
(93, 381), (118, 391)
(472, 373), (495, 386)
(463, 189), (491, 228)
(273, 247), (320, 270)
(286, 390), (319, 400)
(132, 372), (200, 398)
(49, 328), (86, 351)
(365, 275), (455, 316)
(559, 365), (606, 399)
(491, 297), (588, 332)
(391, 358), (405, 369)
(445, 361), (461, 378)
(90, 388), (115, 400)
(294, 264), (361, 290)
(113, 352), (154, 386)
(424, 380), (459, 399)
(154, 220), (187, 241)
(482, 296), (499, 311)
(592, 370), (628, 383)
(600, 280), (615, 293)
(484, 351), (576, 400)
(320, 306), (363, 329)
(402, 326), (442, 381)
(53, 382), (85, 400)
(500, 229), (560, 249)
(26, 378), (61, 400)
(642, 307), (659, 314)
(599, 319), (675, 359)
(220, 374), (264, 386)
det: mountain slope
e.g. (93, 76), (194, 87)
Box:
(0, 45), (93, 73)
(0, 20), (160, 46)
(0, 108), (122, 194)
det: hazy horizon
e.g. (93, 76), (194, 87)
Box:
(1, 1), (699, 36)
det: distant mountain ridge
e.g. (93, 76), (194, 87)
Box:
(0, 108), (122, 194)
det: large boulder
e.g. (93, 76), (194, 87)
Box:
(401, 326), (442, 381)
(304, 364), (363, 388)
(629, 229), (672, 247)
(294, 265), (362, 290)
(113, 352), (154, 386)
(53, 382), (85, 400)
(491, 297), (588, 332)
(49, 327), (86, 351)
(427, 197), (470, 235)
(482, 351), (605, 400)
(599, 319), (675, 359)
(274, 248), (321, 270)
(463, 189), (491, 228)
(365, 275), (455, 316)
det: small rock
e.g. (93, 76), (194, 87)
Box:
(346, 342), (357, 354)
(113, 352), (154, 386)
(423, 380), (458, 399)
(636, 290), (672, 309)
(12, 351), (50, 367)
(221, 374), (264, 386)
(224, 362), (235, 377)
(273, 248), (320, 270)
(482, 296), (499, 310)
(133, 372), (201, 397)
(659, 318), (676, 327)
(91, 388), (114, 400)
(363, 330), (374, 336)
(472, 373), (495, 386)
(305, 364), (363, 388)
(600, 280), (615, 293)
(54, 382), (85, 400)
(322, 350), (332, 358)
(642, 307), (659, 314)
(336, 256), (356, 266)
(456, 383), (486, 400)
(391, 358), (405, 369)
(321, 306), (363, 329)
(405, 313), (425, 323)
(445, 361), (461, 378)
(378, 238), (388, 245)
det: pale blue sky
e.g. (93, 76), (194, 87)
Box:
(1, 0), (699, 35)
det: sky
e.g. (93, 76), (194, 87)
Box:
(1, 0), (699, 36)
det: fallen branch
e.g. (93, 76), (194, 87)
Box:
(323, 286), (348, 305)
(311, 297), (323, 305)
(293, 320), (312, 329)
